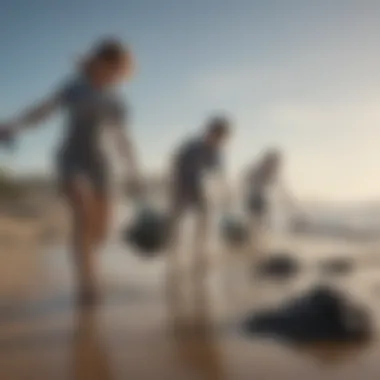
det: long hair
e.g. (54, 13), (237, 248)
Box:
(80, 37), (134, 78)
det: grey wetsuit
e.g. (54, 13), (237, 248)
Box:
(246, 165), (276, 218)
(56, 77), (126, 193)
(171, 137), (222, 209)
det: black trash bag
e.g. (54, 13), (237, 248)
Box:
(123, 206), (169, 256)
(319, 257), (353, 276)
(254, 253), (300, 280)
(220, 214), (249, 246)
(244, 285), (372, 343)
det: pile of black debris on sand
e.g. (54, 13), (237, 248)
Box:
(319, 257), (354, 276)
(243, 285), (372, 343)
(254, 253), (300, 280)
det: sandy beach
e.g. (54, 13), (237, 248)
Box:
(1, 197), (380, 380)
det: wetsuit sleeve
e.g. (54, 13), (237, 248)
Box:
(12, 81), (72, 130)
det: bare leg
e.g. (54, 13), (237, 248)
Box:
(91, 193), (112, 250)
(247, 214), (262, 261)
(167, 203), (185, 272)
(63, 179), (99, 302)
(192, 204), (211, 282)
(165, 191), (187, 309)
(73, 304), (112, 380)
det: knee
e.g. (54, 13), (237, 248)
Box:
(92, 217), (108, 246)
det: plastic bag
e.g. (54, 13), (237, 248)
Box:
(123, 202), (169, 256)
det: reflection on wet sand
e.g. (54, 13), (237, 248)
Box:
(1, 208), (380, 379)
(167, 272), (226, 380)
(294, 340), (372, 367)
(73, 304), (113, 380)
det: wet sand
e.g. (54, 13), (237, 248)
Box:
(1, 203), (380, 379)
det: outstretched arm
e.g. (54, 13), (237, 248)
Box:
(13, 96), (61, 130)
(114, 127), (144, 199)
(0, 92), (63, 140)
(114, 127), (139, 176)
(108, 102), (141, 183)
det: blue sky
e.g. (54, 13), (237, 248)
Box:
(1, 0), (380, 201)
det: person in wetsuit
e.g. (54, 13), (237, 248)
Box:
(0, 38), (140, 303)
(245, 149), (281, 224)
(244, 148), (301, 258)
(167, 116), (231, 280)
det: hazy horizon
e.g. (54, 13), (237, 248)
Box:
(2, 1), (380, 202)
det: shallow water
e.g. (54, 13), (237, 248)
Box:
(1, 202), (380, 379)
